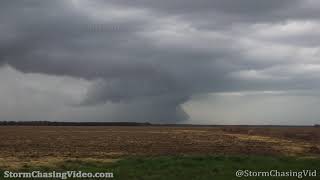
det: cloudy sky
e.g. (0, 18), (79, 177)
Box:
(1, 0), (320, 125)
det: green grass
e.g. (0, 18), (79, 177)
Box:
(1, 156), (320, 180)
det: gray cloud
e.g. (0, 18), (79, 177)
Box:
(0, 0), (320, 124)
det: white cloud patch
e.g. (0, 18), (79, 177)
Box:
(185, 92), (320, 125)
(0, 66), (92, 121)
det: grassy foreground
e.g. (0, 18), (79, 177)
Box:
(1, 156), (320, 180)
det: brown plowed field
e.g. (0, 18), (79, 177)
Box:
(0, 126), (319, 163)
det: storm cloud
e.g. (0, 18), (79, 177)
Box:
(1, 0), (320, 124)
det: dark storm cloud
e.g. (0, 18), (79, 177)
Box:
(104, 0), (299, 16)
(98, 0), (320, 25)
(1, 0), (320, 122)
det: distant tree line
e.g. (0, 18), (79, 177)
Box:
(0, 121), (318, 127)
(0, 121), (152, 126)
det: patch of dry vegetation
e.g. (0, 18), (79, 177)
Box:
(0, 126), (319, 166)
(0, 157), (119, 170)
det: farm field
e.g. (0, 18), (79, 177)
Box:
(0, 126), (319, 179)
(0, 126), (319, 170)
(2, 156), (320, 180)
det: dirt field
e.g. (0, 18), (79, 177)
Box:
(0, 126), (319, 168)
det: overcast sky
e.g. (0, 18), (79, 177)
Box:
(1, 0), (320, 125)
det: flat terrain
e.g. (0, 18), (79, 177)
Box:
(0, 126), (319, 169)
(3, 156), (320, 180)
(0, 126), (320, 179)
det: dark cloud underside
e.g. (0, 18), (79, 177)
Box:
(1, 0), (320, 123)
